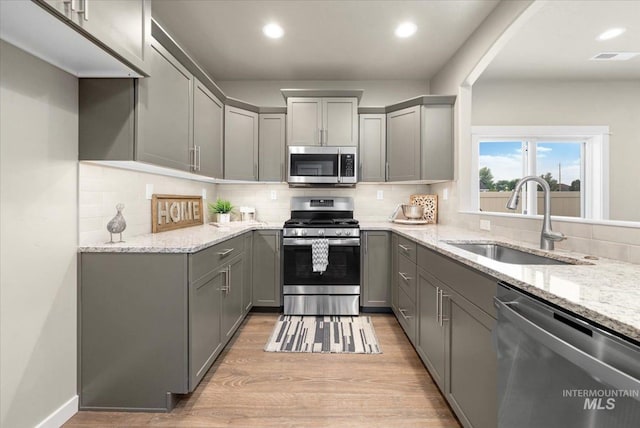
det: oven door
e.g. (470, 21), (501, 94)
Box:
(288, 146), (339, 184)
(282, 237), (360, 291)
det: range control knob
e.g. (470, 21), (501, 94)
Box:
(336, 230), (343, 236)
(301, 230), (307, 236)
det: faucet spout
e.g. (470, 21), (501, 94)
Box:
(505, 176), (566, 250)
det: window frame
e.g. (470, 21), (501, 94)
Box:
(471, 126), (609, 220)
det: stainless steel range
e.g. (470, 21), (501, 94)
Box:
(282, 196), (360, 315)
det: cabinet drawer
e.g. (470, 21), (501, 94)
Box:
(417, 245), (496, 317)
(190, 235), (244, 284)
(397, 235), (417, 263)
(397, 287), (416, 340)
(397, 255), (417, 303)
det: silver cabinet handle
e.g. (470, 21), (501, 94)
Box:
(435, 286), (440, 325)
(76, 0), (88, 20)
(197, 145), (201, 171)
(398, 244), (411, 252)
(438, 289), (450, 326)
(399, 308), (412, 320)
(190, 146), (196, 171)
(227, 265), (231, 292)
(217, 248), (234, 256)
(399, 272), (411, 282)
(217, 269), (229, 294)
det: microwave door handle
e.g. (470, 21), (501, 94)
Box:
(337, 148), (342, 183)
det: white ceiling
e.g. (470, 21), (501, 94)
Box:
(152, 0), (499, 81)
(479, 0), (640, 81)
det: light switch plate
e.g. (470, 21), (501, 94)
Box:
(270, 190), (277, 200)
(443, 188), (449, 200)
(145, 184), (153, 200)
(480, 219), (491, 231)
(201, 188), (207, 200)
(376, 190), (384, 200)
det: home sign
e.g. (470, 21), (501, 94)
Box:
(151, 194), (204, 233)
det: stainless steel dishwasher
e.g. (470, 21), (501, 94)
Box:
(495, 282), (640, 428)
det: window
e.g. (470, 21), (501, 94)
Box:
(472, 126), (609, 220)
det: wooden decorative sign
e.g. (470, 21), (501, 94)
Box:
(151, 194), (204, 233)
(410, 194), (438, 224)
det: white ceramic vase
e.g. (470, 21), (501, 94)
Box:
(216, 213), (231, 223)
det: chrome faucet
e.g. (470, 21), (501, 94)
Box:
(506, 176), (566, 250)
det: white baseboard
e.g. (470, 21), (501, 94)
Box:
(35, 395), (78, 428)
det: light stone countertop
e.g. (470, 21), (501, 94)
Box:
(79, 221), (640, 343)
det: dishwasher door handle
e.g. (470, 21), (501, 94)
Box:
(494, 297), (640, 393)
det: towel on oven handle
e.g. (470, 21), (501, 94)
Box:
(311, 238), (329, 273)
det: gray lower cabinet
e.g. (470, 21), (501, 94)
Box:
(359, 114), (387, 182)
(361, 231), (391, 307)
(37, 0), (151, 75)
(252, 230), (282, 307)
(79, 232), (252, 411)
(224, 106), (259, 180)
(259, 113), (286, 181)
(415, 243), (498, 428)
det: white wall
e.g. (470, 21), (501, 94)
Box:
(216, 79), (429, 107)
(0, 41), (78, 427)
(79, 163), (218, 245)
(472, 79), (640, 222)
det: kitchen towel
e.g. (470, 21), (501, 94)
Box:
(311, 238), (329, 273)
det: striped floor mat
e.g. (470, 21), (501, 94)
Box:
(264, 315), (381, 354)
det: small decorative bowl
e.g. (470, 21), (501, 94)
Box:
(401, 204), (424, 219)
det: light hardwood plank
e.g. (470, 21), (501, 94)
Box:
(65, 313), (460, 427)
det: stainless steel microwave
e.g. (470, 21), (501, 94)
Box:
(287, 146), (357, 185)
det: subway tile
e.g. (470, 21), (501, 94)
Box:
(592, 225), (640, 246)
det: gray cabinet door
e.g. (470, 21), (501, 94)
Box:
(421, 105), (453, 181)
(194, 78), (224, 178)
(224, 105), (258, 180)
(242, 232), (253, 312)
(359, 114), (386, 182)
(67, 0), (150, 74)
(445, 291), (497, 428)
(416, 268), (445, 390)
(323, 98), (358, 146)
(361, 231), (391, 307)
(221, 254), (244, 341)
(259, 113), (286, 181)
(286, 97), (322, 145)
(189, 269), (223, 390)
(252, 230), (282, 307)
(387, 105), (421, 181)
(137, 40), (192, 171)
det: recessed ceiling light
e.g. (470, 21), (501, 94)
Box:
(263, 23), (284, 39)
(597, 28), (626, 41)
(395, 22), (417, 38)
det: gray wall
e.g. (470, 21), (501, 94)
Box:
(0, 41), (78, 427)
(472, 79), (640, 222)
(216, 79), (429, 107)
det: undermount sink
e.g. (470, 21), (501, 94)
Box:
(445, 242), (575, 265)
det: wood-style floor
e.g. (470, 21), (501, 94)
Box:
(65, 313), (460, 427)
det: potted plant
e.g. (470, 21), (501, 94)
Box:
(208, 198), (234, 223)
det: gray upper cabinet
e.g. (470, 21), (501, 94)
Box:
(386, 103), (454, 182)
(259, 114), (286, 181)
(361, 231), (391, 307)
(387, 106), (421, 181)
(37, 0), (150, 75)
(287, 97), (357, 146)
(193, 78), (224, 178)
(359, 114), (386, 182)
(252, 230), (282, 307)
(224, 106), (259, 181)
(137, 40), (193, 171)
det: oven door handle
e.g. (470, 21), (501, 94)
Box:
(283, 238), (360, 246)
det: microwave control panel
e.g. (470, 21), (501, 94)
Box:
(341, 154), (355, 177)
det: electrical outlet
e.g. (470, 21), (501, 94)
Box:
(376, 190), (384, 200)
(443, 188), (449, 201)
(270, 190), (277, 200)
(201, 188), (207, 200)
(480, 219), (491, 231)
(145, 184), (153, 200)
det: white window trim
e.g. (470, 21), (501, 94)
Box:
(471, 126), (610, 220)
